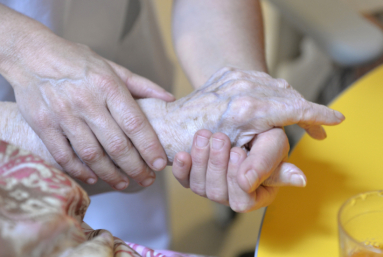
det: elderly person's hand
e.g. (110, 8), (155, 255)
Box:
(0, 4), (174, 191)
(0, 68), (344, 199)
(169, 67), (344, 212)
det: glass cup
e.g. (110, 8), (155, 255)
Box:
(338, 190), (383, 257)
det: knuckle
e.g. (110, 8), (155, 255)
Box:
(121, 115), (146, 136)
(138, 140), (160, 158)
(206, 190), (226, 204)
(124, 164), (147, 180)
(78, 147), (102, 163)
(67, 168), (82, 179)
(190, 184), (206, 197)
(52, 151), (72, 167)
(33, 110), (51, 129)
(209, 157), (226, 169)
(98, 172), (120, 184)
(94, 75), (119, 94)
(52, 98), (72, 114)
(107, 137), (128, 157)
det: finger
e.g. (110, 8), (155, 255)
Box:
(237, 128), (289, 193)
(300, 124), (327, 140)
(262, 162), (307, 187)
(63, 119), (131, 190)
(206, 132), (231, 205)
(266, 99), (345, 128)
(189, 129), (212, 197)
(106, 81), (168, 174)
(172, 151), (192, 188)
(39, 128), (97, 184)
(227, 147), (256, 212)
(85, 110), (155, 187)
(107, 61), (175, 102)
(228, 147), (280, 212)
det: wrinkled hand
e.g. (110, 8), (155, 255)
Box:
(166, 67), (344, 211)
(3, 29), (174, 190)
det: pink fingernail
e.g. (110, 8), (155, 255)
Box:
(230, 152), (239, 164)
(212, 138), (224, 150)
(114, 181), (128, 190)
(175, 158), (184, 167)
(87, 178), (96, 184)
(153, 158), (166, 170)
(291, 174), (307, 187)
(196, 135), (209, 148)
(140, 177), (155, 187)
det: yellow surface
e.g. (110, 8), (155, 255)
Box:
(258, 65), (383, 257)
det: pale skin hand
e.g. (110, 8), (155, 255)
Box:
(0, 4), (175, 190)
(169, 68), (345, 212)
(171, 0), (333, 212)
(0, 70), (344, 200)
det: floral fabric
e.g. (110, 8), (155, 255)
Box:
(0, 140), (207, 257)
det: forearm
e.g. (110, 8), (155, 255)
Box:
(172, 0), (267, 88)
(0, 4), (50, 78)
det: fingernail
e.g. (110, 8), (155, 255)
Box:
(212, 138), (224, 150)
(175, 158), (184, 167)
(291, 174), (307, 187)
(114, 181), (128, 190)
(245, 170), (258, 192)
(153, 158), (166, 170)
(334, 110), (345, 121)
(140, 176), (155, 187)
(87, 178), (96, 184)
(196, 135), (209, 148)
(230, 152), (240, 164)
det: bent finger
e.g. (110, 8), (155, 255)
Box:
(39, 128), (97, 184)
(227, 147), (256, 212)
(107, 61), (175, 102)
(189, 129), (212, 197)
(106, 83), (168, 175)
(172, 151), (192, 188)
(62, 120), (130, 190)
(206, 132), (231, 205)
(237, 128), (289, 193)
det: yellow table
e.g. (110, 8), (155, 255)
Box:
(257, 65), (383, 256)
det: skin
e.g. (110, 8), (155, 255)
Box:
(0, 3), (175, 191)
(171, 0), (343, 211)
(0, 0), (345, 212)
(0, 68), (344, 212)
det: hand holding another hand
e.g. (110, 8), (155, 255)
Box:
(1, 24), (174, 190)
(168, 67), (345, 212)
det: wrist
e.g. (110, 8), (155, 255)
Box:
(137, 98), (191, 163)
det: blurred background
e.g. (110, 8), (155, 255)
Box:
(152, 1), (383, 256)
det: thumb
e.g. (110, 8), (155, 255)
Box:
(107, 60), (175, 102)
(262, 162), (307, 187)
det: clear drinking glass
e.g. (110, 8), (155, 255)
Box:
(339, 190), (383, 257)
